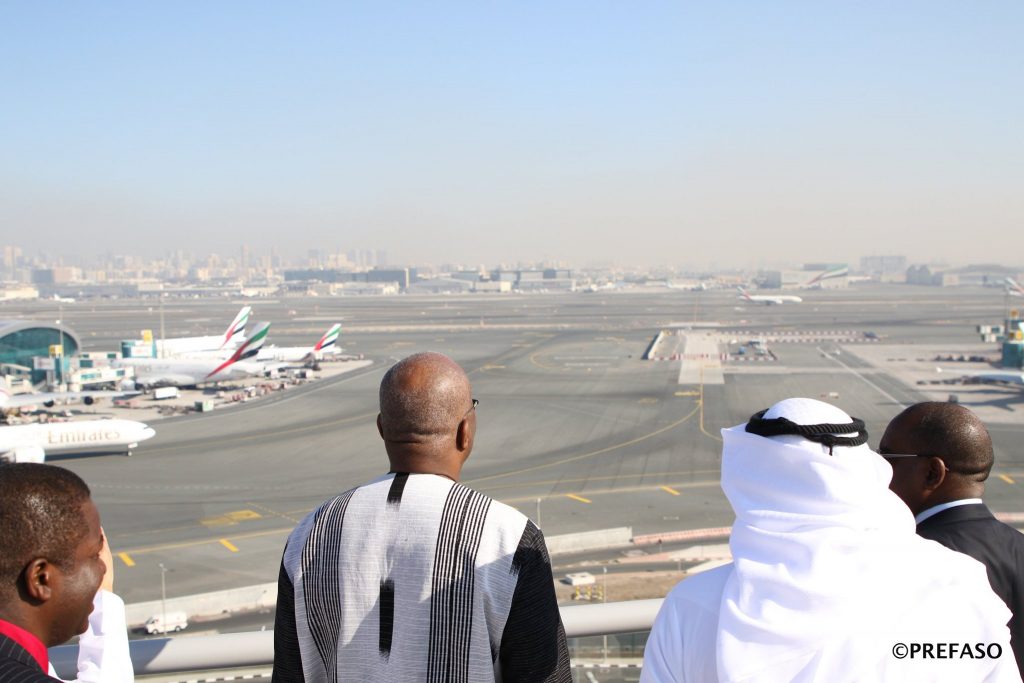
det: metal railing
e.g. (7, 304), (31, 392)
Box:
(50, 599), (662, 678)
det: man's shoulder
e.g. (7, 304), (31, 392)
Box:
(0, 634), (56, 682)
(920, 504), (1024, 546)
(464, 486), (528, 526)
(664, 563), (733, 615)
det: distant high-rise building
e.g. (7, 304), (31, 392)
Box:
(860, 255), (907, 277)
(3, 245), (22, 270)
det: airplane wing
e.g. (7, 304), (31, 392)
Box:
(132, 373), (203, 388)
(0, 389), (141, 409)
(937, 368), (1024, 386)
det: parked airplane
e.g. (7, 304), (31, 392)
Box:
(1005, 278), (1024, 297)
(0, 387), (140, 412)
(736, 287), (803, 305)
(156, 306), (252, 356)
(0, 418), (156, 463)
(116, 323), (272, 388)
(256, 324), (342, 364)
(937, 366), (1024, 387)
(666, 281), (707, 291)
(803, 266), (848, 288)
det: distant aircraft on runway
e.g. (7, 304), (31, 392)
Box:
(256, 323), (342, 364)
(0, 418), (155, 463)
(116, 323), (273, 388)
(156, 306), (252, 356)
(736, 287), (803, 305)
(0, 387), (140, 413)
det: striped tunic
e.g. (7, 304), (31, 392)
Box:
(272, 473), (571, 683)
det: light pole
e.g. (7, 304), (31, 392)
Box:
(602, 566), (608, 663)
(158, 562), (168, 634)
(535, 497), (541, 528)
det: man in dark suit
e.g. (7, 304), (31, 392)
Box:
(881, 401), (1024, 673)
(0, 464), (107, 682)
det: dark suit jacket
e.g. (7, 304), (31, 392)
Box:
(917, 502), (1024, 674)
(0, 633), (59, 683)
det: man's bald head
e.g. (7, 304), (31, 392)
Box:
(884, 402), (994, 481)
(379, 352), (473, 443)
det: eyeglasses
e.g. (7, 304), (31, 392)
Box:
(879, 450), (950, 474)
(463, 398), (479, 417)
(878, 452), (923, 460)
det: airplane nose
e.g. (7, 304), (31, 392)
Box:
(141, 427), (156, 440)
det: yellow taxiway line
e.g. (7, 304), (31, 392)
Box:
(566, 494), (592, 504)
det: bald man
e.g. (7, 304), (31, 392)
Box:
(273, 353), (571, 683)
(881, 402), (1024, 672)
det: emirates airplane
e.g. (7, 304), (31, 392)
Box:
(736, 287), (803, 305)
(155, 306), (253, 356)
(0, 418), (156, 463)
(116, 323), (273, 388)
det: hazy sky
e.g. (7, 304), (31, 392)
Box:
(2, 2), (1022, 269)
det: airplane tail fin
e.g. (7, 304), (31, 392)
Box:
(805, 266), (849, 287)
(206, 322), (270, 378)
(220, 306), (253, 348)
(313, 324), (342, 352)
(737, 287), (752, 300)
(233, 322), (270, 361)
(1005, 278), (1024, 296)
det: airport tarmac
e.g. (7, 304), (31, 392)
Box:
(4, 284), (1024, 604)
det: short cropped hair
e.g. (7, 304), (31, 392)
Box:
(379, 352), (468, 440)
(898, 402), (994, 481)
(0, 464), (92, 594)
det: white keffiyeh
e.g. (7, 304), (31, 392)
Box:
(716, 398), (1015, 683)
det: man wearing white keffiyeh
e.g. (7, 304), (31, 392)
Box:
(641, 397), (1020, 683)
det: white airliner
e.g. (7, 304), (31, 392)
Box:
(803, 266), (848, 288)
(156, 306), (252, 356)
(0, 418), (156, 463)
(937, 367), (1024, 387)
(736, 287), (803, 305)
(0, 388), (140, 412)
(256, 324), (342, 364)
(1005, 278), (1024, 297)
(666, 281), (707, 291)
(116, 323), (272, 388)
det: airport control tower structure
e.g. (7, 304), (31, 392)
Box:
(998, 310), (1024, 368)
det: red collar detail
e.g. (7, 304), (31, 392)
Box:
(0, 618), (48, 671)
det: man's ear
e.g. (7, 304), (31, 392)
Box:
(924, 456), (947, 491)
(455, 417), (471, 453)
(22, 559), (56, 603)
(377, 414), (384, 440)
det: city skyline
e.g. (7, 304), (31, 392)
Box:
(3, 3), (1022, 268)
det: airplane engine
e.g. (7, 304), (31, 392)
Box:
(3, 445), (46, 464)
(83, 396), (95, 405)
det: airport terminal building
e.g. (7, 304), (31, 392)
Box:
(0, 319), (80, 373)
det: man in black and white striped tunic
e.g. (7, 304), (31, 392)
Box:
(273, 352), (571, 683)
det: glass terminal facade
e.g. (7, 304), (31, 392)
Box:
(0, 325), (79, 369)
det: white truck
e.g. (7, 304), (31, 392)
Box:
(144, 611), (189, 634)
(152, 386), (180, 400)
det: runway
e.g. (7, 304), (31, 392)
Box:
(5, 284), (1024, 603)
